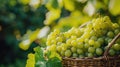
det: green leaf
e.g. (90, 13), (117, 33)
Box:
(34, 46), (45, 61)
(46, 57), (62, 67)
(34, 46), (47, 67)
(109, 0), (120, 15)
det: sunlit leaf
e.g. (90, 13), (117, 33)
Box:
(63, 0), (75, 11)
(109, 0), (120, 15)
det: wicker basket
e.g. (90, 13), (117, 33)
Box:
(62, 33), (120, 67)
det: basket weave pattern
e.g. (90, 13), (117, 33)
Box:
(63, 56), (120, 67)
(62, 33), (120, 67)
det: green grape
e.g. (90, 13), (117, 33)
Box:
(79, 54), (84, 58)
(107, 31), (115, 38)
(87, 53), (94, 58)
(49, 45), (56, 51)
(109, 49), (115, 56)
(62, 46), (67, 51)
(77, 38), (84, 43)
(116, 38), (120, 43)
(61, 43), (67, 51)
(75, 29), (82, 37)
(66, 39), (72, 45)
(71, 47), (77, 53)
(64, 32), (71, 38)
(51, 40), (57, 44)
(114, 29), (120, 35)
(84, 38), (89, 43)
(88, 39), (95, 46)
(112, 23), (120, 29)
(90, 36), (97, 41)
(71, 36), (77, 40)
(113, 43), (120, 51)
(105, 37), (109, 44)
(97, 37), (104, 44)
(56, 46), (62, 52)
(88, 47), (95, 53)
(94, 41), (101, 48)
(56, 37), (63, 42)
(71, 40), (77, 47)
(96, 48), (103, 56)
(77, 42), (84, 48)
(84, 43), (90, 49)
(85, 52), (88, 56)
(77, 49), (83, 54)
(102, 30), (107, 35)
(72, 53), (78, 58)
(65, 50), (72, 57)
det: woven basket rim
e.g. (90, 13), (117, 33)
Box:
(62, 55), (120, 61)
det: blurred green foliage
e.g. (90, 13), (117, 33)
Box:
(0, 0), (47, 67)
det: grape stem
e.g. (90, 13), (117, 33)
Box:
(79, 22), (91, 28)
(104, 33), (120, 58)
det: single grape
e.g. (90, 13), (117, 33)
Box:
(107, 31), (114, 38)
(75, 29), (82, 37)
(49, 45), (56, 51)
(77, 49), (83, 54)
(84, 43), (90, 49)
(71, 47), (77, 53)
(102, 30), (107, 35)
(71, 40), (77, 47)
(112, 23), (120, 29)
(114, 29), (120, 35)
(88, 47), (95, 53)
(88, 39), (95, 46)
(79, 54), (84, 58)
(64, 32), (71, 38)
(72, 53), (78, 58)
(97, 37), (104, 44)
(116, 38), (120, 43)
(56, 46), (62, 52)
(77, 42), (84, 48)
(84, 38), (89, 43)
(66, 39), (72, 45)
(51, 40), (57, 44)
(96, 48), (103, 56)
(94, 41), (101, 48)
(109, 49), (115, 56)
(113, 43), (120, 51)
(87, 53), (94, 58)
(90, 36), (97, 41)
(56, 37), (63, 42)
(65, 50), (72, 57)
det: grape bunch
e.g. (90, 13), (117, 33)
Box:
(46, 16), (120, 58)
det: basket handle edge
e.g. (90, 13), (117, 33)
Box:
(104, 32), (120, 57)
